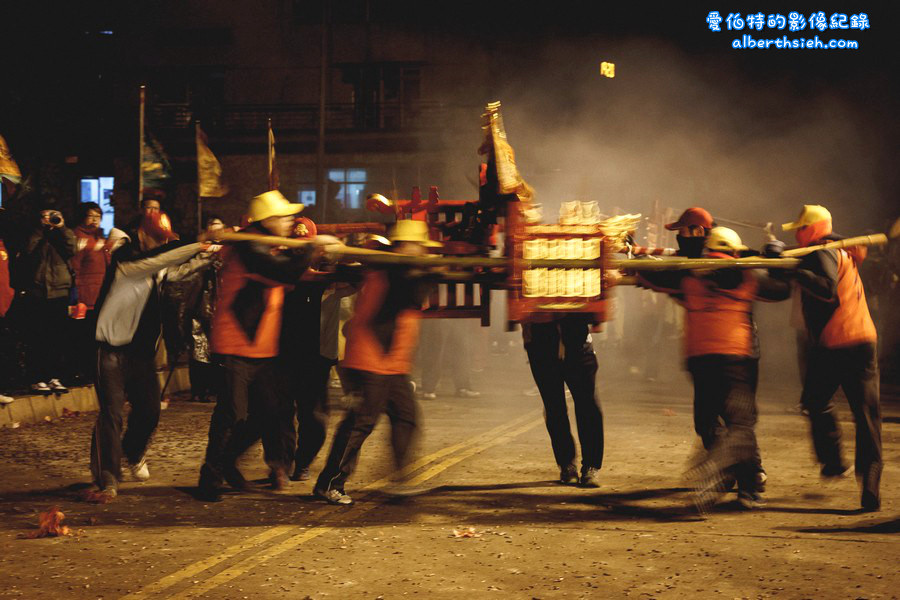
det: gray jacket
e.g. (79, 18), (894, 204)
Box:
(96, 237), (209, 347)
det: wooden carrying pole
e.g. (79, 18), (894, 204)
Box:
(138, 85), (145, 207)
(782, 233), (888, 258)
(217, 232), (800, 271)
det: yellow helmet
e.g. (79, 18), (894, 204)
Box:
(247, 190), (304, 223)
(782, 205), (831, 231)
(705, 227), (748, 253)
(387, 219), (441, 247)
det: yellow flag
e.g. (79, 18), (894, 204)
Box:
(268, 120), (279, 191)
(196, 124), (228, 198)
(0, 134), (22, 184)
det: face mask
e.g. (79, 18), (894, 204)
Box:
(795, 219), (832, 247)
(677, 235), (706, 258)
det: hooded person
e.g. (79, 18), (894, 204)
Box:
(637, 227), (791, 512)
(90, 210), (211, 498)
(666, 207), (715, 259)
(781, 205), (881, 512)
(313, 219), (436, 505)
(196, 191), (334, 502)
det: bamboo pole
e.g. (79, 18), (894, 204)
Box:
(217, 232), (800, 270)
(782, 233), (888, 257)
(138, 85), (145, 208)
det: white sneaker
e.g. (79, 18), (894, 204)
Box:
(129, 458), (150, 481)
(31, 382), (52, 395)
(0, 393), (13, 405)
(457, 388), (481, 398)
(315, 487), (353, 505)
(421, 392), (437, 400)
(48, 379), (69, 394)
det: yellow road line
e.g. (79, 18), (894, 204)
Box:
(124, 410), (541, 599)
(168, 415), (544, 599)
(121, 526), (295, 599)
(406, 417), (545, 486)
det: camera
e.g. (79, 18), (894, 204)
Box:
(42, 210), (63, 227)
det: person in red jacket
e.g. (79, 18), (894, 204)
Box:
(639, 227), (790, 512)
(781, 205), (882, 511)
(70, 202), (109, 383)
(314, 220), (437, 505)
(0, 219), (15, 404)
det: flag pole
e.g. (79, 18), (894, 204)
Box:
(267, 117), (273, 190)
(196, 121), (203, 236)
(138, 85), (145, 208)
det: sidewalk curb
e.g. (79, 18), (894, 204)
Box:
(0, 366), (190, 428)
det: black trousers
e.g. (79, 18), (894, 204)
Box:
(287, 354), (335, 472)
(189, 358), (223, 399)
(315, 369), (419, 492)
(523, 319), (604, 470)
(801, 342), (881, 500)
(23, 294), (70, 383)
(687, 355), (762, 491)
(200, 355), (292, 485)
(90, 344), (160, 484)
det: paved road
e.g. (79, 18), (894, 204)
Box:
(0, 353), (896, 599)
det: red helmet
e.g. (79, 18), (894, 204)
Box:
(665, 207), (714, 231)
(292, 216), (317, 239)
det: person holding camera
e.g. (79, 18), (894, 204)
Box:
(20, 206), (77, 394)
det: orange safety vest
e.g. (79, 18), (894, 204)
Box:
(818, 249), (877, 348)
(682, 271), (758, 358)
(341, 270), (422, 375)
(210, 245), (286, 358)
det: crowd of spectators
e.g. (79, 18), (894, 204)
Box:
(0, 200), (234, 404)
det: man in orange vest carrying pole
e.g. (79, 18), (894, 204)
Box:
(639, 227), (791, 512)
(781, 205), (882, 512)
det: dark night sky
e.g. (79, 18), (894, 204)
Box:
(1, 2), (897, 227)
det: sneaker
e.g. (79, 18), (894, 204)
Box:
(0, 393), (13, 405)
(457, 389), (481, 398)
(290, 467), (311, 482)
(580, 467), (600, 488)
(48, 379), (69, 394)
(559, 464), (579, 485)
(315, 486), (353, 505)
(755, 470), (768, 493)
(421, 392), (437, 400)
(820, 463), (850, 479)
(738, 490), (766, 510)
(129, 458), (150, 482)
(31, 382), (52, 395)
(99, 471), (118, 499)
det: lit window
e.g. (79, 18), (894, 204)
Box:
(328, 168), (368, 209)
